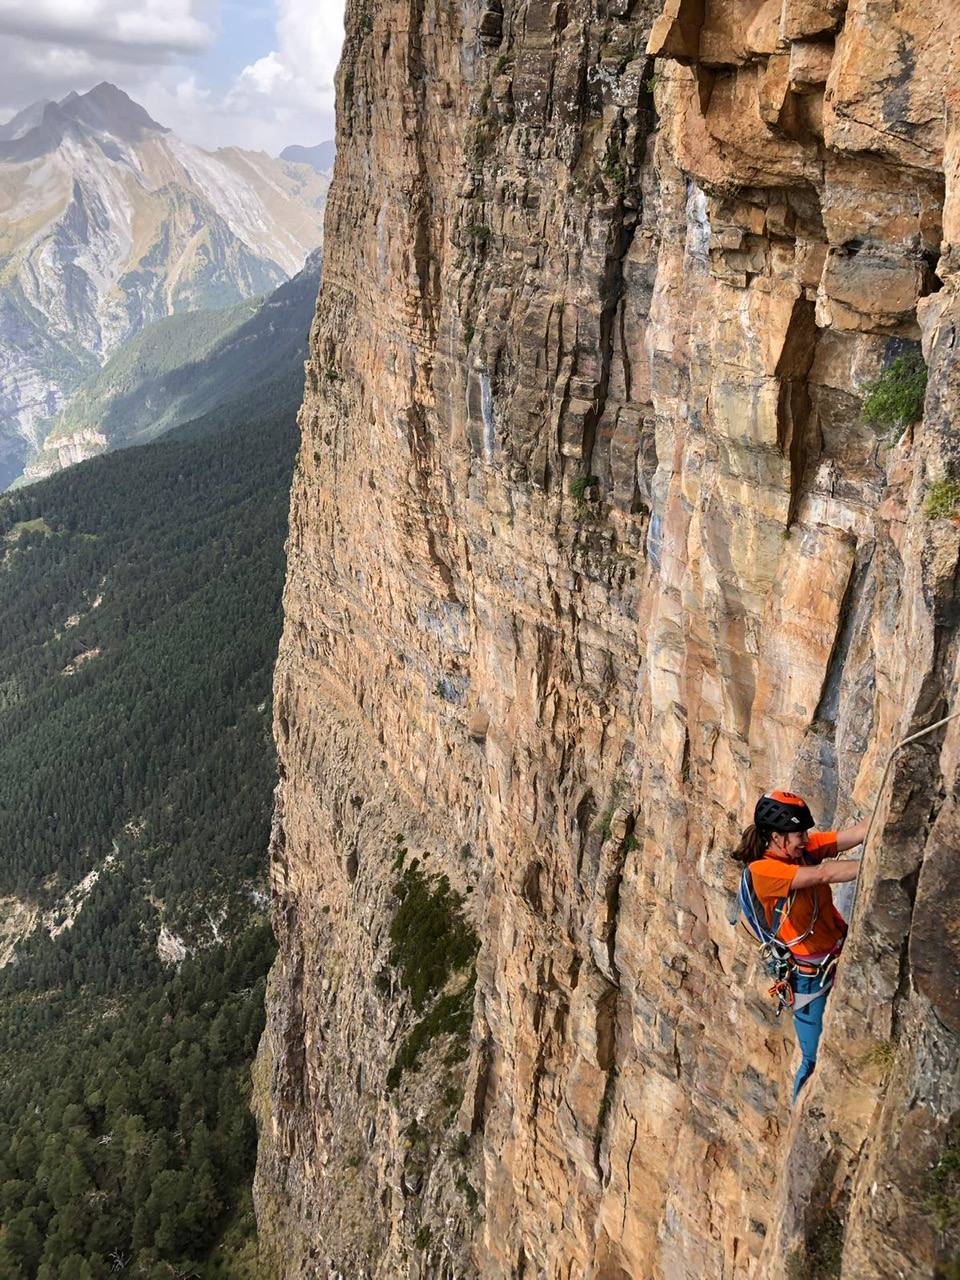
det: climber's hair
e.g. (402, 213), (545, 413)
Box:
(731, 823), (773, 865)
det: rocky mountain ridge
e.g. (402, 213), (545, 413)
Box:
(280, 142), (337, 173)
(19, 249), (322, 483)
(0, 83), (328, 487)
(255, 1), (960, 1277)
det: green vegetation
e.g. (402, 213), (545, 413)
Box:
(858, 1038), (897, 1073)
(602, 144), (628, 195)
(388, 864), (478, 1011)
(926, 1131), (960, 1231)
(923, 480), (960, 520)
(457, 1173), (479, 1213)
(861, 350), (927, 438)
(386, 982), (476, 1090)
(385, 863), (479, 1090)
(571, 474), (599, 503)
(0, 929), (274, 1280)
(0, 368), (301, 1274)
(6, 518), (52, 539)
(0, 403), (295, 924)
(785, 1209), (844, 1280)
(596, 806), (616, 843)
(465, 122), (496, 167)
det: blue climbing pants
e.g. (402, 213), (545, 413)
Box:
(791, 974), (831, 1105)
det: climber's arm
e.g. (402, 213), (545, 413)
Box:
(791, 859), (861, 890)
(836, 819), (869, 852)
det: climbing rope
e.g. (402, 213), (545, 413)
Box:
(859, 707), (960, 856)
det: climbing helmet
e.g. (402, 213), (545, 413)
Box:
(754, 789), (815, 834)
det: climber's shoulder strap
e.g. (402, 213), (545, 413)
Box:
(737, 864), (790, 946)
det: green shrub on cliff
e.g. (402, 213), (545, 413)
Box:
(385, 863), (479, 1090)
(389, 865), (477, 1011)
(785, 1208), (844, 1280)
(570, 473), (599, 502)
(926, 1130), (960, 1231)
(861, 350), (927, 437)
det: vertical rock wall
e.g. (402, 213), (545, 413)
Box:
(254, 2), (960, 1276)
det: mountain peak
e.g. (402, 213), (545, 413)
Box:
(0, 99), (54, 142)
(62, 83), (168, 140)
(0, 83), (167, 164)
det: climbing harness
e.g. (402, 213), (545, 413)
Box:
(737, 866), (838, 1016)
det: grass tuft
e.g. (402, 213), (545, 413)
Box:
(858, 1038), (897, 1072)
(923, 480), (960, 520)
(570, 474), (599, 502)
(596, 806), (616, 843)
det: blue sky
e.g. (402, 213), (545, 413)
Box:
(199, 3), (278, 95)
(0, 0), (344, 153)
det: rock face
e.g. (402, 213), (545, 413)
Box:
(255, 2), (960, 1277)
(0, 83), (328, 487)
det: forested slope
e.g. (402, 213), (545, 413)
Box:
(0, 371), (301, 1277)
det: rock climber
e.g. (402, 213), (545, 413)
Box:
(733, 790), (867, 1104)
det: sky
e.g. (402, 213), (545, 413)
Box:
(0, 0), (345, 154)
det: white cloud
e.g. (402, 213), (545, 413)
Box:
(141, 0), (344, 153)
(238, 51), (287, 95)
(224, 0), (343, 141)
(0, 0), (343, 155)
(0, 0), (213, 56)
(0, 0), (215, 121)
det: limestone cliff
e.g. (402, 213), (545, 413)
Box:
(254, 2), (960, 1276)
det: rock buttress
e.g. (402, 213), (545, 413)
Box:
(254, 2), (960, 1276)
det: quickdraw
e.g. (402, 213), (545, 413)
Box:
(769, 976), (794, 1009)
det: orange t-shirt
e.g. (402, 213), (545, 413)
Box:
(749, 831), (847, 958)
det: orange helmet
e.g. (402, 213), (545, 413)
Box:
(754, 790), (814, 833)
